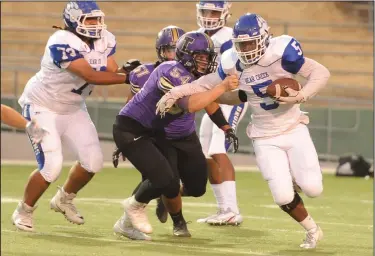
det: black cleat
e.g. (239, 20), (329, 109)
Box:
(173, 220), (191, 237)
(155, 197), (168, 223)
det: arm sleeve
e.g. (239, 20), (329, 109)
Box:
(162, 71), (224, 100)
(297, 57), (331, 100)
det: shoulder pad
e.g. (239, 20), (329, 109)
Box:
(48, 30), (83, 68)
(276, 35), (305, 74)
(48, 30), (82, 51)
(220, 48), (239, 74)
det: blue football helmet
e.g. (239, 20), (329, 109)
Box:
(232, 13), (270, 65)
(196, 1), (231, 31)
(63, 1), (106, 39)
(155, 25), (185, 62)
(176, 31), (217, 78)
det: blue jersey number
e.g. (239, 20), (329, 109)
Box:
(251, 80), (279, 111)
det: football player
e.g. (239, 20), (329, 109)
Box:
(12, 1), (129, 232)
(113, 25), (185, 241)
(156, 13), (330, 249)
(112, 31), (238, 239)
(1, 104), (47, 143)
(195, 0), (247, 225)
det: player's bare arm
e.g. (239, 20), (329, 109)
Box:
(106, 56), (119, 72)
(179, 75), (238, 113)
(67, 58), (126, 85)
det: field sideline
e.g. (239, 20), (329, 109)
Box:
(1, 165), (373, 256)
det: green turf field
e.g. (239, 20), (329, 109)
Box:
(1, 165), (373, 256)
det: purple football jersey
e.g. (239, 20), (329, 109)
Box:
(120, 61), (196, 139)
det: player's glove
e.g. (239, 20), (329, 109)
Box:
(25, 118), (48, 144)
(156, 91), (179, 118)
(225, 128), (239, 153)
(123, 59), (142, 84)
(112, 147), (126, 168)
(275, 86), (306, 104)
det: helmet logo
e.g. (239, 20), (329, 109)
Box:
(180, 36), (195, 54)
(65, 2), (82, 23)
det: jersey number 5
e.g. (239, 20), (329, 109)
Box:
(252, 80), (279, 110)
(291, 40), (303, 56)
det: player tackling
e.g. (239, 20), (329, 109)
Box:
(156, 13), (330, 249)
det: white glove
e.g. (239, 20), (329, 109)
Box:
(275, 86), (306, 104)
(26, 118), (48, 144)
(156, 91), (180, 118)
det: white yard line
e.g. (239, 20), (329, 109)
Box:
(2, 196), (372, 229)
(0, 160), (337, 173)
(1, 229), (274, 256)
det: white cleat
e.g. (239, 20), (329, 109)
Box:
(12, 201), (37, 232)
(300, 226), (324, 249)
(113, 213), (152, 241)
(206, 208), (243, 226)
(122, 196), (152, 234)
(50, 186), (84, 225)
(197, 210), (223, 223)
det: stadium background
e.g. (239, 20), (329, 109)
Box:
(0, 2), (373, 256)
(1, 2), (374, 163)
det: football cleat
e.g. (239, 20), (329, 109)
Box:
(300, 226), (324, 249)
(113, 213), (152, 241)
(173, 220), (191, 237)
(206, 208), (243, 226)
(155, 197), (168, 223)
(122, 196), (153, 234)
(12, 201), (37, 232)
(197, 209), (223, 223)
(50, 186), (85, 225)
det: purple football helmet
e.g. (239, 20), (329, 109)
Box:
(176, 31), (217, 78)
(155, 25), (185, 62)
(63, 1), (106, 39)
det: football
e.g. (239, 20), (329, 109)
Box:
(266, 78), (301, 98)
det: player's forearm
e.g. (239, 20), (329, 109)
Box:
(86, 71), (126, 85)
(178, 84), (226, 113)
(216, 90), (248, 105)
(1, 104), (28, 129)
(298, 58), (331, 100)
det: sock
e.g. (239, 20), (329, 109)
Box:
(211, 183), (226, 210)
(299, 215), (318, 232)
(170, 210), (185, 225)
(222, 181), (239, 214)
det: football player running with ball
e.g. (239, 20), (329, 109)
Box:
(156, 13), (330, 249)
(12, 1), (129, 232)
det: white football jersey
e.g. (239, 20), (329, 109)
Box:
(197, 26), (233, 63)
(219, 35), (307, 138)
(19, 29), (116, 114)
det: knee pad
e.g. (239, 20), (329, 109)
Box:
(280, 192), (302, 213)
(162, 178), (181, 199)
(39, 151), (63, 183)
(301, 182), (323, 198)
(79, 144), (103, 173)
(187, 186), (206, 197)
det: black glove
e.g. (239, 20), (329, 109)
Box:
(112, 147), (126, 168)
(123, 59), (142, 84)
(225, 128), (239, 153)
